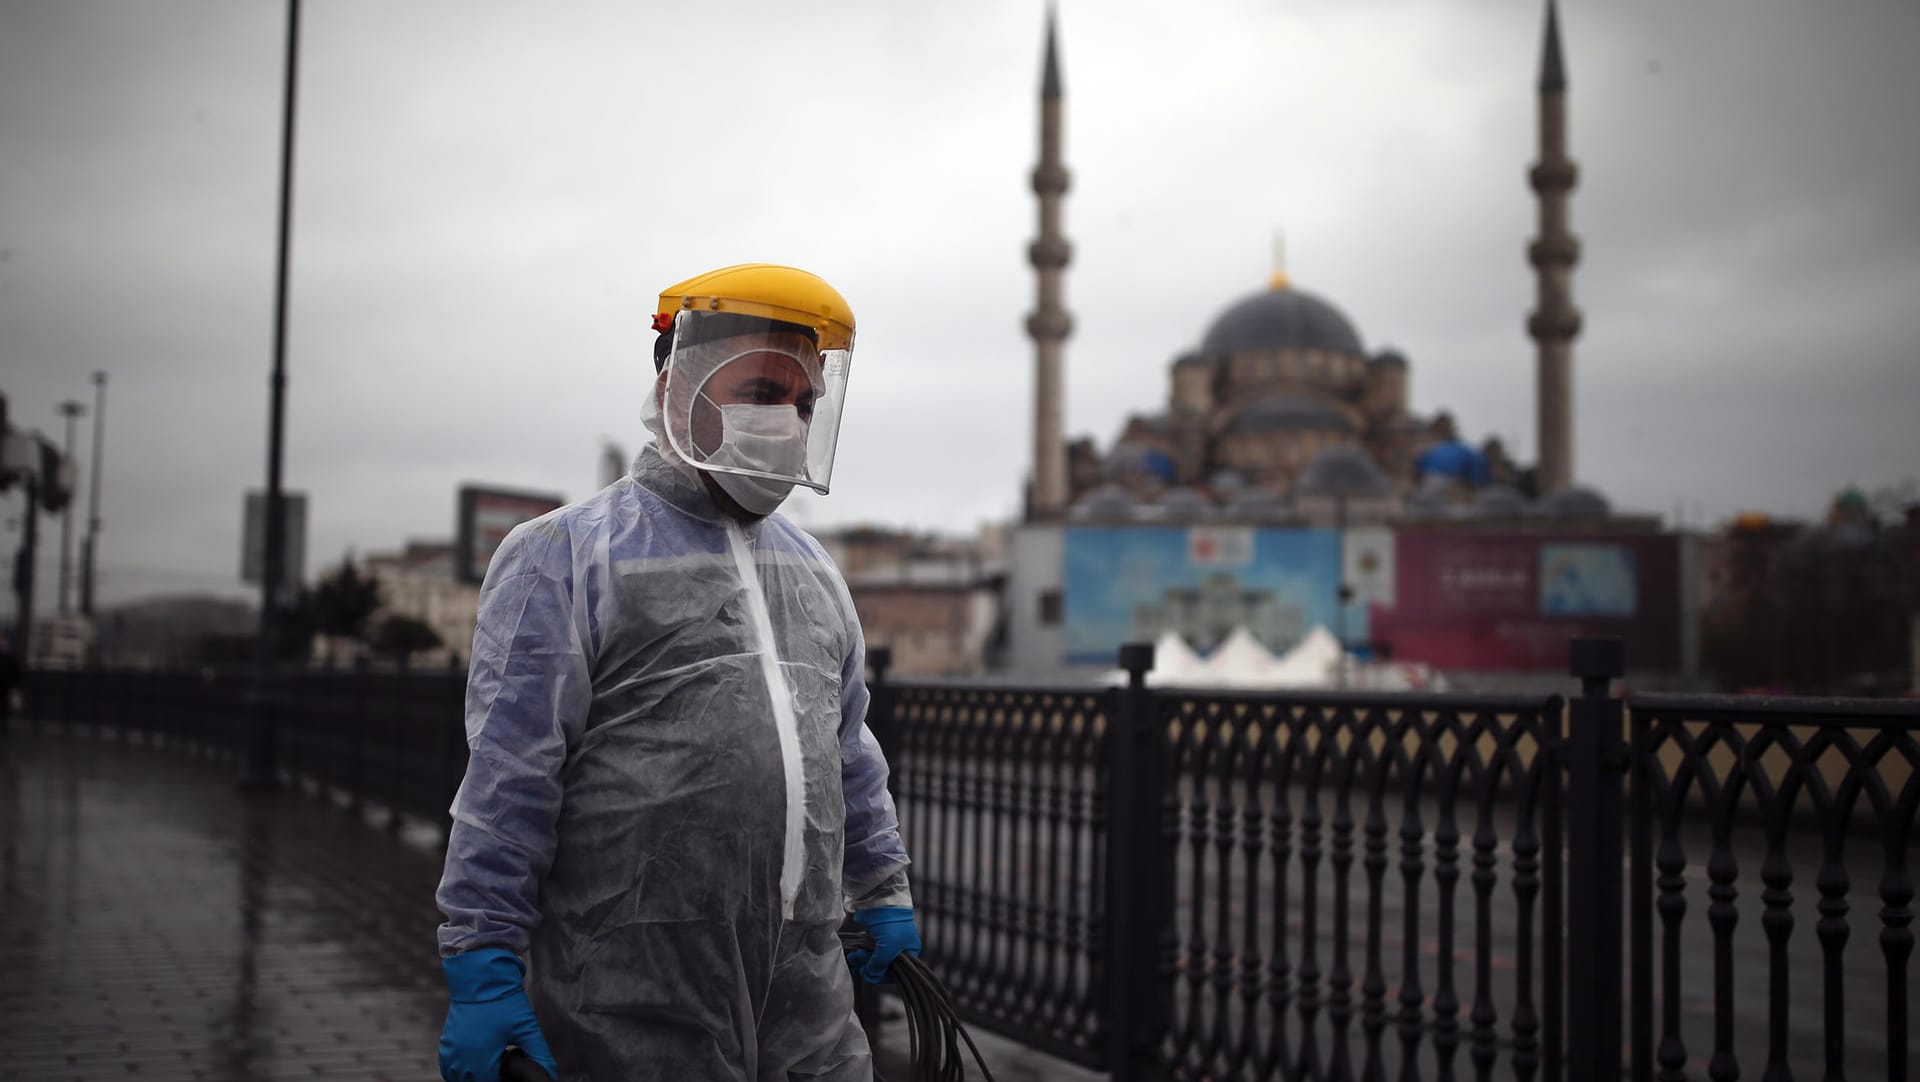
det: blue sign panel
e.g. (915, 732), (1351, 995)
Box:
(1539, 543), (1638, 617)
(1063, 526), (1366, 664)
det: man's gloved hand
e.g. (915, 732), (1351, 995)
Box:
(439, 948), (559, 1082)
(849, 906), (922, 985)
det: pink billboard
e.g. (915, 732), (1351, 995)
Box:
(1368, 532), (1684, 671)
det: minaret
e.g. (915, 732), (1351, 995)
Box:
(1527, 0), (1580, 493)
(1026, 8), (1072, 518)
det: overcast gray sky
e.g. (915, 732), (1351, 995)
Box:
(3, 0), (1917, 610)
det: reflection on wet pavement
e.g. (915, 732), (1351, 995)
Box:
(1, 731), (444, 1080)
(0, 729), (1097, 1082)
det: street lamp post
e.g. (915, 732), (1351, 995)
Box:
(10, 474), (38, 658)
(81, 372), (107, 617)
(55, 401), (86, 615)
(245, 0), (303, 788)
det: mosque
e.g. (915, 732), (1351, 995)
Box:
(992, 1), (1686, 680)
(1023, 0), (1609, 527)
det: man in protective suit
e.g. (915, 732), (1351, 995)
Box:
(436, 264), (918, 1081)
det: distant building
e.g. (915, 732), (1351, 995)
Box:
(1697, 497), (1914, 695)
(360, 540), (477, 665)
(995, 4), (1676, 687)
(1694, 512), (1800, 617)
(847, 562), (1001, 678)
(816, 526), (1005, 677)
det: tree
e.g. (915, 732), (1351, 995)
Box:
(310, 558), (383, 663)
(369, 614), (443, 665)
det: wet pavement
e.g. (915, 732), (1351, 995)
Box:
(0, 729), (1095, 1082)
(1, 730), (447, 1080)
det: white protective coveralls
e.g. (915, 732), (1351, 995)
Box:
(435, 440), (910, 1080)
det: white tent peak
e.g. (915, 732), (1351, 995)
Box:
(1150, 629), (1204, 681)
(1201, 626), (1281, 687)
(1270, 625), (1344, 687)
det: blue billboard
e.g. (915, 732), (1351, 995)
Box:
(1063, 526), (1367, 664)
(1539, 543), (1638, 616)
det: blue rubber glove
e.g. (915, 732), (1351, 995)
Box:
(849, 906), (922, 985)
(439, 948), (559, 1082)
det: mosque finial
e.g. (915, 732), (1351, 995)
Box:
(1042, 4), (1063, 100)
(1539, 0), (1567, 94)
(1269, 227), (1290, 290)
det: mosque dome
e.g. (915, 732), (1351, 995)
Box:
(1471, 484), (1532, 519)
(1296, 445), (1393, 500)
(1199, 283), (1366, 357)
(1069, 484), (1139, 521)
(1404, 474), (1461, 518)
(1207, 469), (1249, 494)
(1536, 485), (1611, 520)
(1222, 487), (1294, 521)
(1159, 487), (1216, 521)
(1223, 394), (1357, 437)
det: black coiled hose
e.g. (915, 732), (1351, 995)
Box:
(841, 928), (995, 1082)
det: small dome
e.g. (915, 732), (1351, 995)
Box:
(1537, 485), (1611, 520)
(1829, 487), (1874, 526)
(1223, 487), (1294, 521)
(1207, 469), (1248, 494)
(1403, 474), (1460, 517)
(1173, 350), (1214, 369)
(1371, 349), (1408, 369)
(1296, 445), (1393, 499)
(1415, 440), (1491, 485)
(1069, 484), (1138, 520)
(1471, 484), (1531, 518)
(1199, 284), (1365, 357)
(1159, 488), (1216, 521)
(1223, 394), (1357, 436)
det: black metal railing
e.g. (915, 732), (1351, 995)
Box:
(17, 639), (1919, 1081)
(1628, 694), (1917, 1082)
(19, 664), (469, 830)
(884, 678), (1114, 1069)
(868, 648), (1574, 1082)
(1151, 689), (1566, 1082)
(866, 644), (1918, 1082)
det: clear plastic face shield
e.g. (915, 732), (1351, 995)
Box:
(658, 309), (853, 499)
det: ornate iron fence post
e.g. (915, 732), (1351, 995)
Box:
(1566, 636), (1626, 1082)
(1105, 641), (1168, 1081)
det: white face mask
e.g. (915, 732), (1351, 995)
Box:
(704, 403), (807, 515)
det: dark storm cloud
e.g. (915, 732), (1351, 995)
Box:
(2, 0), (1916, 609)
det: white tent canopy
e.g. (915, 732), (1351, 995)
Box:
(1148, 629), (1205, 684)
(1268, 625), (1343, 688)
(1101, 624), (1446, 691)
